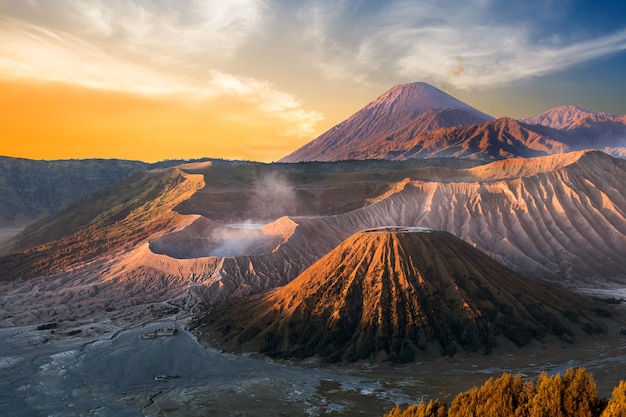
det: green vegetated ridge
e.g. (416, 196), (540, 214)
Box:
(0, 157), (148, 223)
(383, 368), (626, 417)
(0, 156), (212, 225)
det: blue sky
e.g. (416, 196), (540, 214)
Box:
(0, 0), (625, 161)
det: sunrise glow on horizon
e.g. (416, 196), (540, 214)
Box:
(1, 1), (625, 163)
(0, 78), (323, 163)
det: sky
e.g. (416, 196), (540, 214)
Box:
(1, 0), (625, 163)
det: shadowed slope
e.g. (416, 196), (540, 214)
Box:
(0, 157), (149, 226)
(0, 157), (212, 232)
(199, 228), (605, 363)
(389, 118), (568, 160)
(174, 158), (480, 223)
(0, 167), (204, 280)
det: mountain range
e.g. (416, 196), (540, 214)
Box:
(1, 151), (625, 330)
(280, 83), (626, 162)
(0, 82), (625, 366)
(0, 158), (147, 226)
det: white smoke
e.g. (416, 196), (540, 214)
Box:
(207, 224), (267, 257)
(207, 171), (298, 256)
(247, 171), (297, 222)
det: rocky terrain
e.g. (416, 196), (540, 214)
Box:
(0, 157), (211, 248)
(1, 151), (625, 328)
(0, 157), (148, 224)
(280, 82), (493, 163)
(0, 157), (148, 249)
(363, 117), (570, 160)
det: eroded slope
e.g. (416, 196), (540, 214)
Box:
(1, 151), (625, 326)
(198, 228), (606, 362)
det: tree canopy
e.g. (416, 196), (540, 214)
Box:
(384, 368), (621, 417)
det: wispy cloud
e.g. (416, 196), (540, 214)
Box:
(290, 0), (626, 90)
(5, 0), (263, 64)
(209, 71), (324, 137)
(66, 0), (264, 65)
(0, 17), (186, 95)
(0, 1), (322, 139)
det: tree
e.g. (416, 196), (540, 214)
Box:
(562, 367), (600, 417)
(601, 380), (626, 417)
(382, 368), (610, 417)
(528, 372), (565, 417)
(448, 373), (531, 417)
(448, 386), (480, 417)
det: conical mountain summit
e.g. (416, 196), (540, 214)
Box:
(196, 227), (605, 363)
(362, 82), (491, 117)
(279, 82), (493, 162)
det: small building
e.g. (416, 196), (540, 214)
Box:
(141, 328), (178, 339)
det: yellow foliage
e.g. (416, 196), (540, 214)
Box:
(384, 368), (610, 417)
(601, 380), (626, 417)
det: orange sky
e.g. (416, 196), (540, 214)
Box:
(1, 2), (625, 163)
(0, 79), (327, 162)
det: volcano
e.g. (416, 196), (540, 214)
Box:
(197, 228), (605, 363)
(2, 151), (625, 327)
(279, 82), (493, 162)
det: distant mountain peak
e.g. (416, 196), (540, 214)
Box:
(526, 105), (598, 120)
(281, 82), (626, 163)
(548, 104), (595, 113)
(522, 105), (621, 130)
